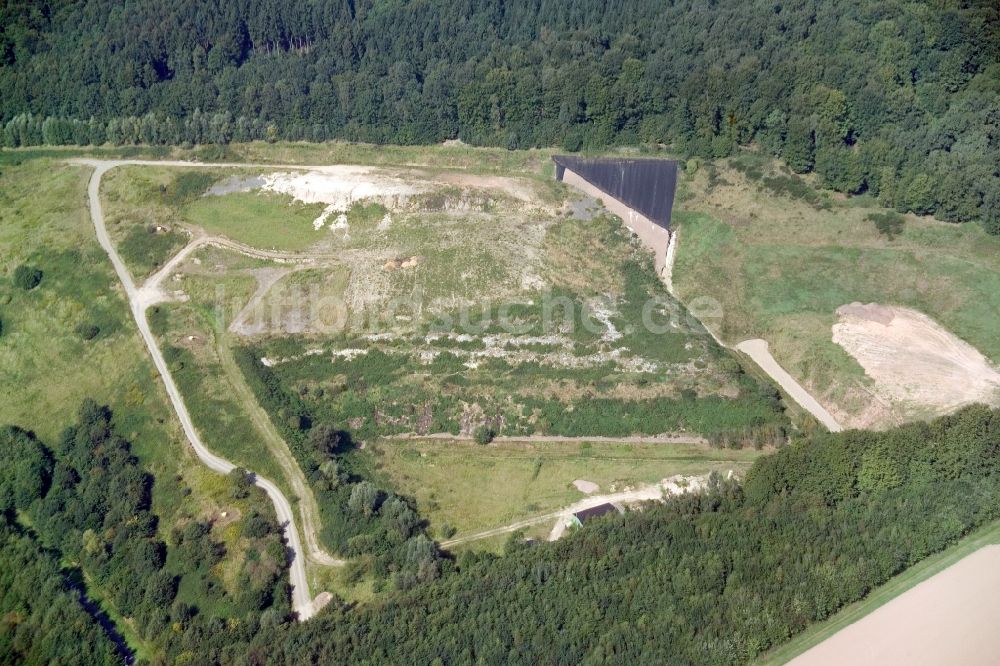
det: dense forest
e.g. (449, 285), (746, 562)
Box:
(0, 402), (294, 664)
(3, 400), (1000, 663)
(1, 0), (998, 230)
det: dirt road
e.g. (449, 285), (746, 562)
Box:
(77, 159), (322, 620)
(661, 232), (840, 432)
(736, 339), (842, 432)
(440, 480), (697, 547)
(394, 432), (708, 445)
(211, 331), (344, 567)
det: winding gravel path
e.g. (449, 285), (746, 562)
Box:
(736, 339), (843, 432)
(75, 159), (321, 620)
(661, 231), (842, 432)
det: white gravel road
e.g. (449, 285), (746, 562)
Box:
(76, 159), (319, 620)
(736, 339), (843, 432)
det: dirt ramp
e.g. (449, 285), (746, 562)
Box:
(832, 303), (1000, 415)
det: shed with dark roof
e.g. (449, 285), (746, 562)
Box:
(569, 502), (623, 528)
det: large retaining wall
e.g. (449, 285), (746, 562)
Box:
(559, 167), (671, 274)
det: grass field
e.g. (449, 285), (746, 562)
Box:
(673, 156), (1000, 428)
(182, 191), (328, 251)
(371, 437), (762, 539)
(760, 517), (1000, 664)
(100, 166), (201, 278)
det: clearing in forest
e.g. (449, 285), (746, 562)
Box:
(373, 436), (760, 543)
(93, 146), (790, 580)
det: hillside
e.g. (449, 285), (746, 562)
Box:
(1, 0), (998, 230)
(6, 397), (1000, 664)
(2, 2), (1000, 661)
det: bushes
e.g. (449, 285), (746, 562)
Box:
(868, 211), (905, 240)
(74, 322), (101, 340)
(235, 347), (446, 580)
(473, 425), (496, 445)
(117, 224), (187, 274)
(12, 264), (42, 290)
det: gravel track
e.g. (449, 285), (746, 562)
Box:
(75, 159), (326, 620)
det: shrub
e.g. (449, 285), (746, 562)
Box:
(13, 264), (42, 290)
(228, 468), (253, 499)
(74, 322), (100, 340)
(868, 211), (905, 240)
(473, 426), (496, 445)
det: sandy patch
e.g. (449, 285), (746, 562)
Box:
(261, 168), (427, 210)
(383, 256), (422, 271)
(260, 168), (428, 231)
(312, 591), (334, 613)
(791, 545), (1000, 666)
(832, 303), (1000, 415)
(587, 297), (623, 342)
(435, 172), (537, 202)
(206, 175), (265, 196)
(573, 479), (599, 494)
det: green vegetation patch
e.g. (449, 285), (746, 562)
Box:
(375, 437), (761, 537)
(674, 164), (1000, 426)
(182, 192), (327, 251)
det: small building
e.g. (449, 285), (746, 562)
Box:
(567, 502), (624, 529)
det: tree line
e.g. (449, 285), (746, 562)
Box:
(4, 399), (1000, 663)
(257, 405), (1000, 664)
(0, 0), (997, 232)
(0, 401), (294, 663)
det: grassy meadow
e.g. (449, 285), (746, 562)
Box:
(0, 154), (291, 637)
(183, 191), (328, 252)
(372, 437), (762, 540)
(673, 157), (1000, 427)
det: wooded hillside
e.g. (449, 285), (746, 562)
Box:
(4, 401), (1000, 664)
(1, 0), (998, 230)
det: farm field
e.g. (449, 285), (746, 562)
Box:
(371, 436), (762, 541)
(784, 540), (1000, 665)
(673, 156), (1000, 429)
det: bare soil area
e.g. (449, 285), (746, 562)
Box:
(832, 303), (1000, 417)
(791, 545), (1000, 666)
